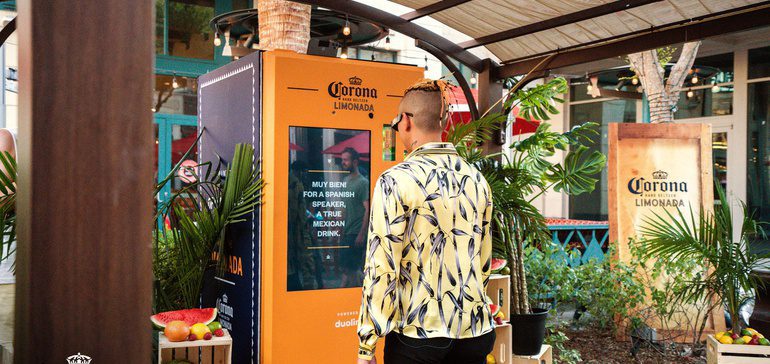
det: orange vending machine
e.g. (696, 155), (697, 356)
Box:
(199, 50), (423, 363)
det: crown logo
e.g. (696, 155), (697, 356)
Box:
(652, 170), (668, 179)
(348, 76), (362, 85)
(67, 353), (92, 364)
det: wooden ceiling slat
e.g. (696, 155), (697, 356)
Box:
(493, 3), (770, 78)
(401, 0), (472, 21)
(458, 0), (663, 49)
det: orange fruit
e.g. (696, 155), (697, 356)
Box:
(164, 320), (190, 342)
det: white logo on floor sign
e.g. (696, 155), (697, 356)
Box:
(67, 353), (92, 364)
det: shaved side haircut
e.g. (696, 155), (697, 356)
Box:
(401, 79), (451, 132)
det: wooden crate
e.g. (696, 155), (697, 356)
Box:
(706, 335), (770, 364)
(158, 329), (232, 364)
(512, 345), (552, 364)
(487, 274), (510, 319)
(490, 323), (512, 363)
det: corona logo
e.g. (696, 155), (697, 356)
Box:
(348, 76), (362, 85)
(652, 170), (668, 179)
(328, 80), (378, 99)
(67, 353), (92, 364)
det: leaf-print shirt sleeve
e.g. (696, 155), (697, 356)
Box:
(480, 179), (493, 297)
(357, 172), (407, 360)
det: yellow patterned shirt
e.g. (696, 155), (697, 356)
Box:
(357, 142), (494, 360)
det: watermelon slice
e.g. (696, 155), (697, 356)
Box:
(490, 303), (500, 316)
(151, 308), (217, 328)
(491, 258), (507, 272)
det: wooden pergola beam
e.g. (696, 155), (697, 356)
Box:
(494, 3), (770, 79)
(459, 0), (663, 49)
(401, 0), (471, 22)
(15, 0), (153, 362)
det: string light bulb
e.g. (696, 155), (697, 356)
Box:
(691, 75), (698, 84)
(712, 84), (720, 93)
(384, 36), (390, 50)
(342, 17), (351, 36)
(470, 73), (477, 85)
(631, 77), (638, 85)
(340, 47), (348, 59)
(214, 33), (222, 46)
(686, 89), (694, 98)
(586, 84), (593, 92)
(171, 74), (179, 89)
(424, 55), (428, 70)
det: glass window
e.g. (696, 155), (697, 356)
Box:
(692, 52), (734, 84)
(170, 125), (199, 193)
(674, 86), (734, 119)
(156, 0), (165, 54)
(748, 81), (770, 249)
(156, 0), (215, 60)
(749, 46), (770, 80)
(568, 100), (636, 221)
(154, 74), (198, 115)
(287, 127), (371, 291)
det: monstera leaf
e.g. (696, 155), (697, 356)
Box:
(545, 145), (606, 195)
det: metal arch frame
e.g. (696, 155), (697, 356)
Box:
(291, 0), (486, 72)
(415, 40), (480, 121)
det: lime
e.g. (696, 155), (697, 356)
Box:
(759, 338), (770, 346)
(735, 338), (746, 345)
(207, 321), (222, 331)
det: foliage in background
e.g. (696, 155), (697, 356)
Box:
(0, 151), (15, 270)
(544, 329), (582, 364)
(446, 76), (606, 315)
(153, 142), (264, 312)
(525, 242), (645, 332)
(638, 182), (768, 334)
(627, 238), (716, 354)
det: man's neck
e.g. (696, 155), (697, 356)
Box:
(409, 134), (443, 152)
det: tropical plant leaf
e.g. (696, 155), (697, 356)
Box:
(545, 145), (606, 195)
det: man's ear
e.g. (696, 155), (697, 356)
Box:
(403, 113), (413, 132)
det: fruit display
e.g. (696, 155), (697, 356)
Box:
(191, 323), (212, 340)
(163, 321), (191, 342)
(490, 258), (507, 273)
(486, 353), (496, 364)
(715, 328), (769, 345)
(152, 308), (226, 343)
(151, 308), (218, 328)
(489, 303), (506, 325)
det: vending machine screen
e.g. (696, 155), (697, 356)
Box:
(288, 126), (371, 291)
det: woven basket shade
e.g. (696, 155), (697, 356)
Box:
(257, 0), (311, 54)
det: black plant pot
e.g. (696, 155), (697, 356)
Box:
(510, 308), (548, 356)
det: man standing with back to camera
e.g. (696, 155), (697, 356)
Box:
(356, 79), (496, 364)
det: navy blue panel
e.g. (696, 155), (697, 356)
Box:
(198, 51), (261, 364)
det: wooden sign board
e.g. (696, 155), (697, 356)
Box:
(608, 123), (725, 339)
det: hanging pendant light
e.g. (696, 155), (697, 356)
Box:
(342, 15), (351, 36)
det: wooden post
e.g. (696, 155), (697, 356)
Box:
(478, 59), (503, 155)
(15, 1), (153, 362)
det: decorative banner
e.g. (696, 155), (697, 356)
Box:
(177, 159), (198, 184)
(608, 122), (724, 339)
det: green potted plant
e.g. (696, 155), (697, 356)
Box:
(638, 182), (768, 337)
(153, 141), (264, 312)
(446, 77), (606, 355)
